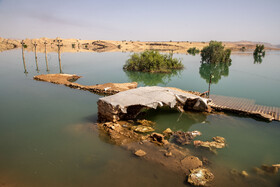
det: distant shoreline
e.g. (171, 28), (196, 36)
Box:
(1, 37), (280, 53)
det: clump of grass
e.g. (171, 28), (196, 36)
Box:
(123, 50), (184, 73)
(187, 47), (200, 56)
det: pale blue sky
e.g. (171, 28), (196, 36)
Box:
(0, 0), (279, 44)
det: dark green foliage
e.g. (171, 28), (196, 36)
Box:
(199, 61), (231, 84)
(200, 41), (232, 63)
(23, 44), (27, 48)
(254, 56), (263, 64)
(187, 47), (200, 56)
(117, 44), (121, 49)
(125, 70), (181, 86)
(72, 44), (76, 48)
(253, 44), (265, 57)
(123, 50), (184, 73)
(253, 44), (265, 64)
(240, 46), (246, 52)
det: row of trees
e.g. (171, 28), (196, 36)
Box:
(123, 42), (265, 88)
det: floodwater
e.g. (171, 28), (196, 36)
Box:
(0, 49), (279, 186)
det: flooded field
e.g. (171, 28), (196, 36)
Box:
(0, 49), (279, 186)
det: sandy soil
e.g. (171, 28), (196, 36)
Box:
(1, 37), (279, 54)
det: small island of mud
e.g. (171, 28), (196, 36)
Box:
(33, 74), (137, 95)
(96, 120), (216, 186)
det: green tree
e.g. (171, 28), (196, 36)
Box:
(253, 44), (265, 57)
(253, 44), (265, 64)
(200, 41), (232, 63)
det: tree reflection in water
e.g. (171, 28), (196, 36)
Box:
(253, 54), (265, 64)
(124, 70), (182, 86)
(199, 61), (231, 96)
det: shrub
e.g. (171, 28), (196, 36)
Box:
(187, 47), (200, 56)
(72, 44), (76, 48)
(123, 50), (183, 73)
(200, 41), (231, 63)
(23, 44), (28, 48)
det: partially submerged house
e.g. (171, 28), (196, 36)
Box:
(98, 86), (211, 122)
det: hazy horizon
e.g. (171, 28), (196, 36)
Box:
(0, 0), (280, 44)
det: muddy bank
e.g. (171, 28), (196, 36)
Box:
(96, 120), (216, 185)
(1, 37), (280, 53)
(93, 120), (280, 187)
(33, 74), (137, 95)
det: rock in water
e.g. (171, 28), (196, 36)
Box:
(131, 125), (155, 133)
(181, 156), (202, 169)
(149, 133), (169, 145)
(261, 164), (279, 174)
(253, 167), (265, 175)
(172, 131), (201, 145)
(134, 149), (146, 157)
(193, 136), (226, 153)
(272, 164), (280, 169)
(241, 170), (249, 177)
(163, 128), (173, 135)
(164, 151), (172, 157)
(188, 168), (214, 186)
(212, 136), (225, 143)
(136, 119), (155, 126)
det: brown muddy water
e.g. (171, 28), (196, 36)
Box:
(0, 49), (279, 186)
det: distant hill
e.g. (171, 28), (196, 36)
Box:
(1, 37), (280, 53)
